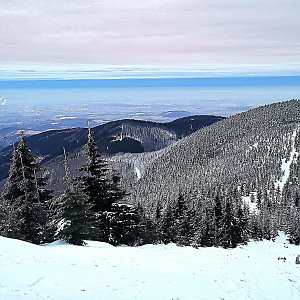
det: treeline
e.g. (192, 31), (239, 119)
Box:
(0, 129), (251, 248)
(145, 182), (300, 247)
(0, 123), (299, 248)
(147, 188), (249, 248)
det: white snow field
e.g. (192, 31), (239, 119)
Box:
(0, 233), (300, 300)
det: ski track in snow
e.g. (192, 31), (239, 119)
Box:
(0, 233), (300, 300)
(276, 127), (299, 191)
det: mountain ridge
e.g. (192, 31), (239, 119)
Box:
(128, 100), (300, 213)
(0, 114), (224, 184)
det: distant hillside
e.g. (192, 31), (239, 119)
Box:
(128, 100), (300, 214)
(0, 115), (223, 184)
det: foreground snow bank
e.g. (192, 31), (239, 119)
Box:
(0, 234), (300, 300)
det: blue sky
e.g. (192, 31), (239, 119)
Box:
(1, 76), (300, 90)
(0, 0), (299, 78)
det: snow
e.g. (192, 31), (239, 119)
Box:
(112, 134), (124, 142)
(59, 116), (77, 120)
(242, 192), (258, 213)
(55, 219), (70, 236)
(1, 234), (300, 300)
(276, 127), (299, 191)
(0, 96), (7, 106)
(249, 142), (258, 150)
(135, 166), (141, 180)
(56, 115), (77, 120)
(111, 126), (124, 142)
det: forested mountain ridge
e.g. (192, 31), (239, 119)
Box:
(129, 100), (300, 216)
(0, 115), (223, 183)
(1, 100), (300, 249)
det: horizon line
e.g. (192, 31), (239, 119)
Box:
(1, 75), (300, 89)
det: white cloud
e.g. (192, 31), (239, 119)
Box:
(0, 0), (299, 66)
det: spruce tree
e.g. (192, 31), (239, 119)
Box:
(107, 203), (142, 246)
(79, 125), (111, 241)
(288, 210), (300, 245)
(172, 193), (192, 245)
(213, 191), (223, 245)
(139, 205), (157, 244)
(1, 132), (49, 244)
(80, 125), (127, 242)
(153, 201), (164, 243)
(219, 199), (241, 248)
(55, 149), (93, 245)
(199, 206), (216, 247)
(82, 125), (111, 212)
(161, 203), (175, 244)
(109, 173), (127, 206)
(235, 204), (249, 243)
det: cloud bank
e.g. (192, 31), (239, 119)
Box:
(1, 65), (300, 81)
(0, 0), (299, 66)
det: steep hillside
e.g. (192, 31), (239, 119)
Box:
(129, 100), (300, 213)
(0, 115), (223, 183)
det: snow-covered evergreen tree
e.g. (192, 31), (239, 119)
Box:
(160, 203), (175, 244)
(107, 203), (142, 246)
(79, 125), (128, 242)
(0, 132), (49, 244)
(172, 193), (193, 245)
(81, 125), (112, 211)
(55, 149), (93, 245)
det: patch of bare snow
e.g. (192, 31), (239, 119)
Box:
(249, 142), (258, 150)
(242, 192), (258, 213)
(276, 127), (299, 191)
(135, 166), (141, 180)
(56, 115), (77, 120)
(0, 96), (7, 106)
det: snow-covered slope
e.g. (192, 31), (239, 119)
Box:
(0, 234), (299, 300)
(129, 100), (300, 212)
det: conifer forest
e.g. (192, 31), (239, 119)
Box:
(1, 100), (300, 249)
